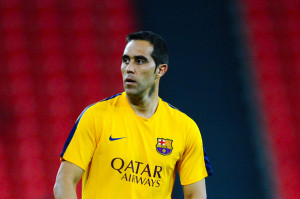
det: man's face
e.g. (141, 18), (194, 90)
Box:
(121, 40), (157, 96)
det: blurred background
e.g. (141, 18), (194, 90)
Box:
(0, 0), (300, 198)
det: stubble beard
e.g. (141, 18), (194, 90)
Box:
(124, 82), (156, 99)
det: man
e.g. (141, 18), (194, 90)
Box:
(54, 31), (212, 199)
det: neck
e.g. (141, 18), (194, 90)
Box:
(126, 85), (160, 119)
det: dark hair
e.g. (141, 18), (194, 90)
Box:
(126, 31), (169, 66)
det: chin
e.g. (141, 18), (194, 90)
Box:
(124, 88), (144, 97)
(124, 88), (137, 95)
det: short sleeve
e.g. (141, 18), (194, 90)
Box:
(176, 120), (213, 185)
(60, 105), (98, 171)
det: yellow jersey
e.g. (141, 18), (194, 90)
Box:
(60, 92), (212, 199)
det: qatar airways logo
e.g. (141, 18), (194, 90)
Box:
(111, 158), (162, 187)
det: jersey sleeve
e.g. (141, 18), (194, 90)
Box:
(176, 120), (213, 185)
(60, 105), (98, 171)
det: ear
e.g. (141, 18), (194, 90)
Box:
(155, 64), (168, 78)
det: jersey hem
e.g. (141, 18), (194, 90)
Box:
(60, 156), (86, 171)
(180, 175), (208, 186)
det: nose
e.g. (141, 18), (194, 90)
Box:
(125, 62), (135, 73)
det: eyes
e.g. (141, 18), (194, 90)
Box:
(136, 59), (145, 65)
(122, 57), (130, 65)
(122, 56), (147, 65)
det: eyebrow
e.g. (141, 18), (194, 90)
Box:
(122, 55), (148, 62)
(122, 55), (130, 59)
(134, 56), (148, 62)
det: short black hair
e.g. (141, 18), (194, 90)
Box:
(126, 31), (169, 66)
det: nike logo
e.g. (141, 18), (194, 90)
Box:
(109, 135), (126, 141)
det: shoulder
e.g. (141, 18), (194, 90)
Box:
(160, 99), (197, 128)
(160, 100), (201, 149)
(78, 93), (123, 118)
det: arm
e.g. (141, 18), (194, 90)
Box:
(183, 178), (207, 199)
(53, 160), (84, 199)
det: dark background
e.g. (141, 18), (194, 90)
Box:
(135, 0), (267, 198)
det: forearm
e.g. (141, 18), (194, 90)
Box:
(183, 179), (207, 199)
(184, 194), (206, 199)
(54, 161), (84, 199)
(184, 192), (206, 199)
(53, 179), (78, 199)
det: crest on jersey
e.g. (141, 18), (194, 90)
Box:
(156, 138), (173, 156)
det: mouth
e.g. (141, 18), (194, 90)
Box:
(124, 77), (137, 85)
